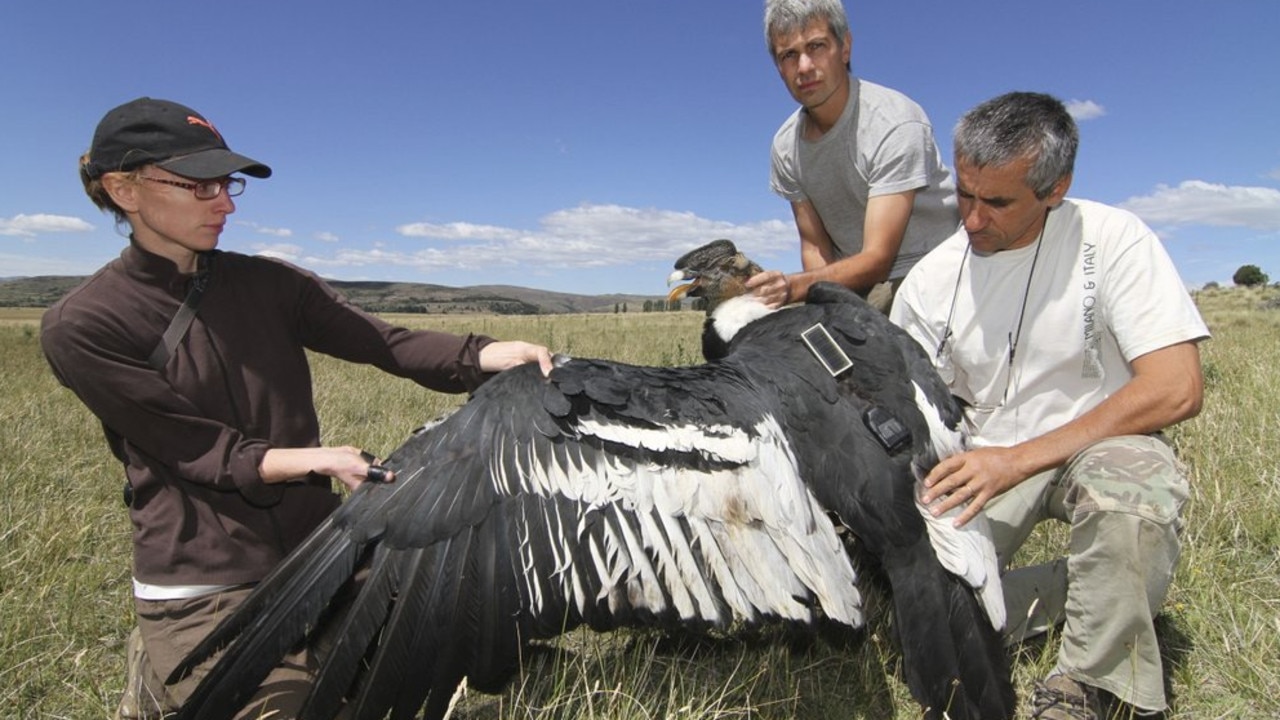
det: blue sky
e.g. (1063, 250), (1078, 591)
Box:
(3, 1), (1278, 295)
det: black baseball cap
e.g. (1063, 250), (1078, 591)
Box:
(84, 97), (272, 180)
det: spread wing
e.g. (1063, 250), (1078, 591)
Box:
(171, 356), (863, 720)
(171, 273), (1013, 720)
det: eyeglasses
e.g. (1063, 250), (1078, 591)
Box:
(935, 331), (1017, 414)
(138, 175), (245, 200)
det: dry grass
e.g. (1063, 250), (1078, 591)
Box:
(1, 289), (1277, 718)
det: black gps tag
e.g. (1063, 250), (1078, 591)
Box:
(863, 406), (911, 454)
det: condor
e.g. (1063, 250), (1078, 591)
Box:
(170, 239), (1015, 720)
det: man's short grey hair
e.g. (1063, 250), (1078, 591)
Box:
(954, 92), (1079, 200)
(764, 0), (850, 57)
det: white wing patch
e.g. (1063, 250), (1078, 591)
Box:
(498, 414), (863, 629)
(910, 382), (1007, 631)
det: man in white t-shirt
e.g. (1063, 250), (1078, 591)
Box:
(747, 0), (958, 313)
(891, 92), (1208, 719)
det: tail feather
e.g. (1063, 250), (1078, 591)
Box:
(946, 576), (1016, 715)
(885, 543), (1015, 720)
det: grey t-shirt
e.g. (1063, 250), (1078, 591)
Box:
(770, 77), (959, 280)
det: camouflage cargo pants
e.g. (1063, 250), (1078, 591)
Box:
(863, 278), (903, 315)
(983, 434), (1189, 713)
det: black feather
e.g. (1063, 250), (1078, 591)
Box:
(172, 241), (1013, 720)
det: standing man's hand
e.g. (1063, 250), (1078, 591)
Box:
(746, 270), (792, 309)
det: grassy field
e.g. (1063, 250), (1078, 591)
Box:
(1, 288), (1277, 719)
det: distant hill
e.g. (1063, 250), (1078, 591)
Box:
(321, 280), (663, 315)
(0, 275), (666, 315)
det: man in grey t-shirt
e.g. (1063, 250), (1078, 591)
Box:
(748, 0), (958, 312)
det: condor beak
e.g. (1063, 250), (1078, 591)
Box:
(666, 270), (696, 303)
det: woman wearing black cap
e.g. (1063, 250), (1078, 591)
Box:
(42, 97), (553, 719)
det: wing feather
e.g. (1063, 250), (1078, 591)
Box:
(175, 281), (1013, 720)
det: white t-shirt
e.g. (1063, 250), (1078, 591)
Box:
(890, 198), (1210, 447)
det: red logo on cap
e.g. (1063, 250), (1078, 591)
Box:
(187, 115), (223, 141)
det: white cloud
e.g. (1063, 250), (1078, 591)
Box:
(381, 203), (793, 273)
(1267, 168), (1280, 182)
(314, 231), (340, 243)
(236, 220), (293, 237)
(1119, 181), (1280, 231)
(252, 243), (305, 261)
(0, 214), (95, 237)
(1065, 99), (1106, 122)
(396, 221), (523, 241)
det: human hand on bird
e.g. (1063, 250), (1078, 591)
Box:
(260, 446), (394, 492)
(745, 270), (792, 309)
(480, 340), (554, 376)
(921, 446), (1028, 527)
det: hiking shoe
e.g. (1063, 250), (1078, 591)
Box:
(1031, 674), (1102, 719)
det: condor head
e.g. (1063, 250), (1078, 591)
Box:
(665, 239), (764, 314)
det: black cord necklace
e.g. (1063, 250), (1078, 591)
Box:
(1007, 212), (1048, 376)
(936, 209), (1050, 407)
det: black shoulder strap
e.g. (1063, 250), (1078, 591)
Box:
(148, 253), (212, 371)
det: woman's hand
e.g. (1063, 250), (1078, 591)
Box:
(261, 446), (394, 492)
(479, 340), (554, 376)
